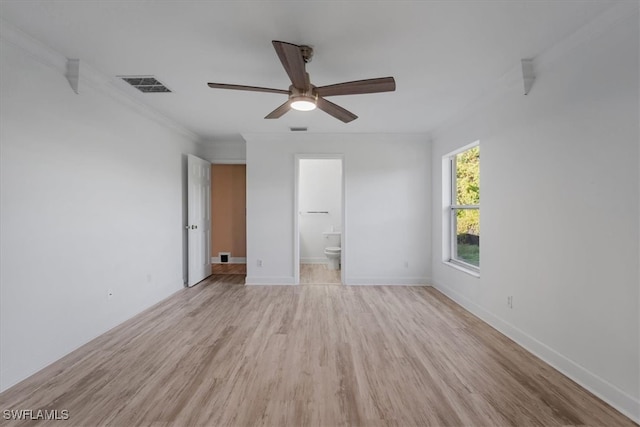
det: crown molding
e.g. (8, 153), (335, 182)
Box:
(431, 0), (638, 139)
(241, 132), (430, 144)
(0, 18), (67, 72)
(0, 18), (199, 142)
(534, 0), (638, 73)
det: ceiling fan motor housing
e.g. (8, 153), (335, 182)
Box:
(290, 85), (316, 99)
(289, 85), (318, 110)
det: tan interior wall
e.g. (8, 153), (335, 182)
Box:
(211, 164), (246, 259)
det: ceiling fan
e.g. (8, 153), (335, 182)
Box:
(207, 41), (396, 123)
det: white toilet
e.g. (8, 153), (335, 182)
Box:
(322, 230), (341, 270)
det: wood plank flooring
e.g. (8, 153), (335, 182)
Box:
(299, 263), (341, 285)
(211, 263), (247, 275)
(0, 277), (635, 426)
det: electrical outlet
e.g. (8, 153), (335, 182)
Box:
(257, 259), (263, 267)
(507, 296), (513, 309)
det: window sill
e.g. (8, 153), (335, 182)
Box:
(443, 261), (480, 278)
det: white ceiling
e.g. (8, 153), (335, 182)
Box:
(0, 0), (615, 144)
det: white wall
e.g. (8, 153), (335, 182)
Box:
(200, 140), (246, 164)
(430, 5), (639, 421)
(299, 159), (342, 263)
(0, 32), (200, 391)
(244, 133), (430, 285)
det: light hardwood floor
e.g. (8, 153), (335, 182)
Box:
(299, 263), (341, 285)
(0, 277), (635, 426)
(211, 263), (247, 275)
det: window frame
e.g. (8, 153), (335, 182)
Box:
(443, 141), (480, 276)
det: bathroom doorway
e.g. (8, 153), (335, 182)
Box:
(294, 155), (344, 285)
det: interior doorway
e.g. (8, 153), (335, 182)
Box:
(210, 163), (247, 279)
(294, 155), (344, 285)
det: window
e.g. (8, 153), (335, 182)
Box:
(444, 143), (479, 273)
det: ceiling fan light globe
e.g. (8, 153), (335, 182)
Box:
(290, 97), (316, 111)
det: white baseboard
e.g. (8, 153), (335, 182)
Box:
(430, 279), (640, 424)
(300, 257), (328, 264)
(346, 277), (429, 286)
(211, 257), (246, 264)
(245, 276), (295, 285)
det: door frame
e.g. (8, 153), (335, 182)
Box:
(293, 154), (346, 285)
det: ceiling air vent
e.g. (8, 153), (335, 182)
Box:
(290, 127), (308, 132)
(119, 76), (171, 93)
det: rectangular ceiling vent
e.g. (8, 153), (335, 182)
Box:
(290, 127), (308, 132)
(119, 76), (171, 93)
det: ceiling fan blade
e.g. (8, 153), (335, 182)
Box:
(316, 97), (357, 123)
(264, 101), (291, 119)
(207, 82), (289, 95)
(272, 41), (309, 90)
(316, 77), (396, 97)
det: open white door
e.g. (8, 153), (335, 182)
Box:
(187, 154), (212, 287)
